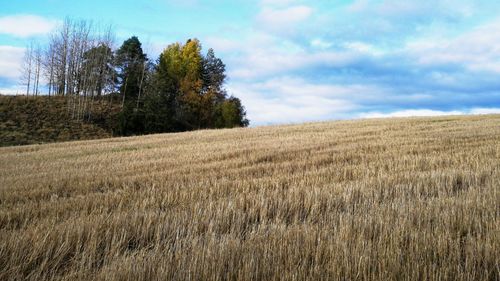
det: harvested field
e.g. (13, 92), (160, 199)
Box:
(1, 115), (499, 280)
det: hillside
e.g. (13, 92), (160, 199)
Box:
(1, 115), (499, 280)
(0, 95), (120, 146)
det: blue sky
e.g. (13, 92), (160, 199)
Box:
(1, 0), (500, 124)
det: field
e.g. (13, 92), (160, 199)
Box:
(1, 114), (499, 280)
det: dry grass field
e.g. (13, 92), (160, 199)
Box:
(1, 114), (499, 280)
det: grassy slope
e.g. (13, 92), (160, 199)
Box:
(0, 115), (499, 280)
(0, 95), (120, 146)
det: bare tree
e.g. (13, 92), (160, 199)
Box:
(43, 39), (56, 97)
(136, 61), (147, 110)
(56, 19), (70, 96)
(33, 44), (43, 96)
(25, 18), (117, 120)
(20, 42), (34, 96)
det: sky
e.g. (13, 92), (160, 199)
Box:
(1, 0), (500, 125)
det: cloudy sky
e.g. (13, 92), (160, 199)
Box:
(1, 0), (500, 124)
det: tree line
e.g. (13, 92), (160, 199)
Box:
(20, 19), (249, 135)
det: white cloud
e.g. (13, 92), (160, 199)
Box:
(347, 0), (370, 12)
(166, 0), (198, 6)
(359, 109), (463, 118)
(0, 45), (25, 80)
(405, 18), (500, 73)
(310, 38), (333, 49)
(204, 36), (242, 53)
(343, 41), (383, 56)
(229, 46), (358, 80)
(359, 108), (500, 119)
(347, 0), (473, 18)
(469, 108), (500, 115)
(227, 77), (383, 125)
(260, 0), (297, 7)
(0, 15), (58, 38)
(256, 5), (313, 32)
(0, 86), (24, 95)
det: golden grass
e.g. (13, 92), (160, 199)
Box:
(1, 115), (499, 280)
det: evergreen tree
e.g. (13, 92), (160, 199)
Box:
(115, 36), (148, 135)
(115, 36), (147, 105)
(202, 48), (226, 96)
(201, 48), (229, 127)
(143, 52), (179, 133)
